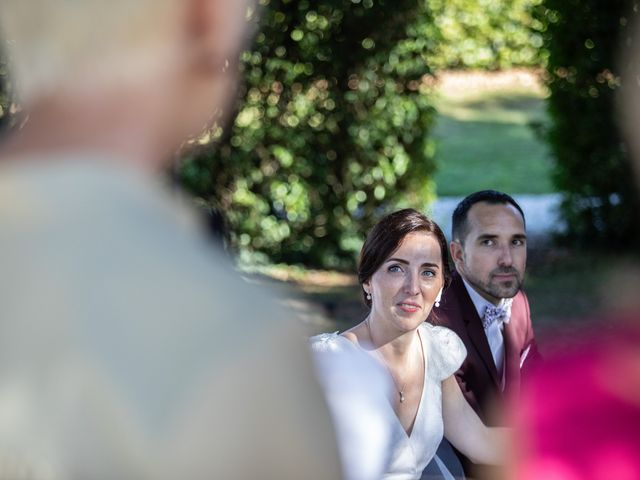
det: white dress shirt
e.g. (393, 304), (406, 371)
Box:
(461, 278), (512, 391)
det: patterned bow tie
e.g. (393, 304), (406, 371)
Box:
(482, 298), (513, 329)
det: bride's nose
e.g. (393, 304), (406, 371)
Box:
(403, 271), (420, 295)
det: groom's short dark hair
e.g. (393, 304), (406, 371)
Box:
(452, 190), (525, 243)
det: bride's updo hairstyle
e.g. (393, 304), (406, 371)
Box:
(358, 208), (450, 307)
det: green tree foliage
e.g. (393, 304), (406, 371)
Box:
(179, 0), (438, 269)
(0, 42), (15, 133)
(426, 0), (544, 70)
(534, 0), (640, 249)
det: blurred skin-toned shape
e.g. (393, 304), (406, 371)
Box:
(0, 1), (342, 479)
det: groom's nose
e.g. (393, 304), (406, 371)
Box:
(497, 244), (513, 267)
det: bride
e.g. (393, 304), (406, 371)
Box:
(312, 209), (505, 479)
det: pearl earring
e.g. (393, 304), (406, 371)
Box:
(366, 292), (372, 301)
(434, 288), (443, 308)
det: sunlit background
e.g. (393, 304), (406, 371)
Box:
(2, 0), (638, 353)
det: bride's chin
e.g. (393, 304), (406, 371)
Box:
(391, 317), (424, 333)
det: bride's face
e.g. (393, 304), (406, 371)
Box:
(363, 231), (444, 333)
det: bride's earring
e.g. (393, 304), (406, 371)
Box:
(434, 288), (443, 308)
(366, 291), (372, 301)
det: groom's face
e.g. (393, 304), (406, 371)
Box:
(451, 202), (527, 304)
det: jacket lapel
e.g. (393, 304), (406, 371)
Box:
(451, 274), (501, 390)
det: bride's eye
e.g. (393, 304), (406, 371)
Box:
(388, 264), (402, 273)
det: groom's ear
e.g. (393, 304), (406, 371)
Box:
(450, 240), (464, 268)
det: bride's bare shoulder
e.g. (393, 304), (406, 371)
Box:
(340, 330), (358, 344)
(340, 322), (367, 347)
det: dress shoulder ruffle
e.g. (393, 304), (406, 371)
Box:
(309, 331), (353, 353)
(421, 323), (467, 381)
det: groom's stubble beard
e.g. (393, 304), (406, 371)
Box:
(464, 265), (525, 302)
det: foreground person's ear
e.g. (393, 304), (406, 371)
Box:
(184, 0), (249, 75)
(185, 0), (227, 75)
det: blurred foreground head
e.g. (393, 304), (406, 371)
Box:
(0, 0), (253, 166)
(0, 1), (342, 479)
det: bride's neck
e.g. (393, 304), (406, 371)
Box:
(365, 315), (419, 360)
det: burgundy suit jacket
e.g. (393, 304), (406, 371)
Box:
(428, 272), (541, 426)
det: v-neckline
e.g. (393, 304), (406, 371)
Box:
(392, 326), (428, 439)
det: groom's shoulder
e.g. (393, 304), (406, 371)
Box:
(511, 288), (532, 317)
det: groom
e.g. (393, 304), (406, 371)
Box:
(429, 190), (541, 476)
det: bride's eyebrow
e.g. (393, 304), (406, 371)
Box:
(421, 263), (440, 269)
(386, 258), (440, 269)
(386, 257), (409, 264)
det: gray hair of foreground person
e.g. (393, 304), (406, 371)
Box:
(0, 0), (254, 168)
(0, 0), (252, 99)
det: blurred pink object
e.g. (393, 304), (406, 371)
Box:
(511, 314), (640, 480)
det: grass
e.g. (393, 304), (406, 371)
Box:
(432, 71), (554, 196)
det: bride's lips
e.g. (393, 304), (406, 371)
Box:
(397, 301), (421, 313)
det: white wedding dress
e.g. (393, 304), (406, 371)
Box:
(311, 323), (466, 480)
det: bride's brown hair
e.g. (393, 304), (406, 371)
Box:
(357, 208), (451, 307)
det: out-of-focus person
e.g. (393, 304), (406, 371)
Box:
(0, 1), (341, 479)
(428, 190), (541, 478)
(507, 319), (640, 480)
(311, 209), (508, 480)
(505, 21), (640, 480)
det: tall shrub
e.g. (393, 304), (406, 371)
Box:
(0, 43), (15, 133)
(534, 0), (640, 248)
(426, 0), (544, 70)
(179, 0), (438, 269)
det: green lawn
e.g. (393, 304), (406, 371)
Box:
(433, 78), (554, 196)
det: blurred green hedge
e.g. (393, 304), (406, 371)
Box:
(534, 0), (640, 249)
(0, 42), (15, 133)
(179, 0), (439, 269)
(7, 0), (613, 268)
(426, 0), (544, 70)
